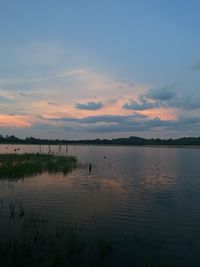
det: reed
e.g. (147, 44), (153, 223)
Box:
(0, 153), (77, 180)
(0, 204), (175, 267)
(0, 209), (113, 267)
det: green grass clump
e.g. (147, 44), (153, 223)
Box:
(0, 153), (77, 180)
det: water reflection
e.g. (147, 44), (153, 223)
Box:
(0, 145), (200, 265)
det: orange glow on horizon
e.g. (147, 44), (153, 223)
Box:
(0, 100), (178, 130)
(0, 114), (33, 128)
(138, 107), (177, 120)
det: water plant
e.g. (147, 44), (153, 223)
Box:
(0, 203), (180, 267)
(0, 209), (114, 267)
(0, 153), (77, 180)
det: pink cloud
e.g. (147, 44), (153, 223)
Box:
(0, 114), (33, 128)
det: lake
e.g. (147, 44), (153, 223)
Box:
(0, 144), (200, 266)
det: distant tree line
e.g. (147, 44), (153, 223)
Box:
(0, 134), (200, 146)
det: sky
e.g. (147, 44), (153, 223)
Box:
(0, 0), (200, 139)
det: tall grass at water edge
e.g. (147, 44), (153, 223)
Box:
(0, 153), (77, 180)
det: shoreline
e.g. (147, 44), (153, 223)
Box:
(0, 143), (200, 149)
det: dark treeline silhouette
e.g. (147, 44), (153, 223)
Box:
(1, 134), (200, 146)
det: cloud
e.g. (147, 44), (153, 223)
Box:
(123, 85), (200, 112)
(191, 60), (200, 71)
(118, 80), (135, 87)
(1, 106), (200, 137)
(145, 85), (176, 101)
(0, 69), (86, 87)
(1, 54), (200, 137)
(123, 98), (159, 110)
(52, 114), (146, 124)
(20, 93), (27, 97)
(0, 95), (12, 103)
(75, 101), (103, 110)
(46, 113), (200, 135)
(79, 114), (145, 124)
(48, 102), (57, 106)
(0, 114), (33, 128)
(168, 95), (200, 110)
(48, 114), (148, 133)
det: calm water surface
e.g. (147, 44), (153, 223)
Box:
(0, 144), (200, 265)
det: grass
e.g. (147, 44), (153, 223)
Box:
(0, 153), (77, 180)
(0, 217), (178, 267)
(0, 202), (183, 267)
(0, 207), (113, 267)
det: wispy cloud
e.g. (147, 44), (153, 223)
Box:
(0, 114), (33, 128)
(75, 101), (103, 110)
(0, 69), (86, 86)
(0, 95), (12, 103)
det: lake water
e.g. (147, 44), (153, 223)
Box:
(0, 144), (200, 266)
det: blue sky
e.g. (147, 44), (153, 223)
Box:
(0, 0), (200, 139)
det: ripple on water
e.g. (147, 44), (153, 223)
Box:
(1, 145), (200, 265)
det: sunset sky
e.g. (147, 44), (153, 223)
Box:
(0, 0), (200, 139)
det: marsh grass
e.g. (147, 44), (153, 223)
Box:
(0, 209), (114, 267)
(0, 203), (177, 267)
(0, 153), (77, 180)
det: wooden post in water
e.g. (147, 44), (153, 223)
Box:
(89, 163), (92, 173)
(59, 144), (61, 154)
